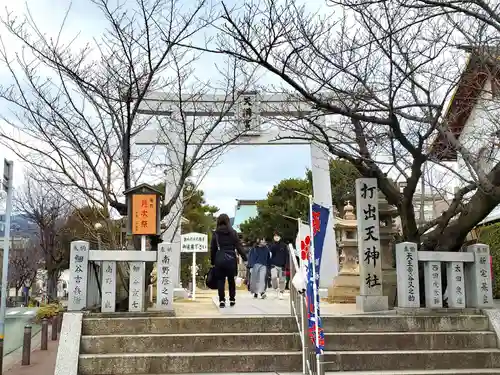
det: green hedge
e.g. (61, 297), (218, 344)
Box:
(478, 223), (500, 298)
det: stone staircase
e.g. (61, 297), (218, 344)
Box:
(76, 312), (500, 374)
(322, 313), (500, 374)
(78, 315), (302, 374)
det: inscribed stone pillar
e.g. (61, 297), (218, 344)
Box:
(395, 242), (420, 308)
(101, 261), (116, 313)
(68, 241), (89, 311)
(424, 261), (442, 308)
(447, 261), (466, 308)
(129, 262), (145, 312)
(156, 242), (177, 311)
(466, 244), (494, 308)
(355, 178), (389, 312)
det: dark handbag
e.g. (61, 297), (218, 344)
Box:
(205, 267), (218, 289)
(214, 232), (236, 266)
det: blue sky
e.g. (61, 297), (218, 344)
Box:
(0, 0), (314, 217)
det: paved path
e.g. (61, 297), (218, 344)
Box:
(3, 337), (58, 375)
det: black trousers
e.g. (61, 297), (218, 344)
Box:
(216, 260), (237, 302)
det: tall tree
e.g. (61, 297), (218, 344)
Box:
(204, 0), (500, 251)
(0, 0), (253, 249)
(241, 160), (360, 243)
(8, 243), (42, 297)
(240, 178), (311, 243)
(15, 178), (69, 300)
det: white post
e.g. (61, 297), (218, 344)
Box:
(141, 235), (147, 251)
(68, 241), (90, 311)
(447, 261), (466, 308)
(157, 242), (176, 311)
(101, 261), (116, 312)
(355, 178), (388, 312)
(466, 244), (494, 308)
(395, 242), (420, 308)
(424, 261), (442, 308)
(192, 252), (197, 300)
(310, 142), (338, 288)
(0, 159), (13, 347)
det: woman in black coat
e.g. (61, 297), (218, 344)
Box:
(210, 213), (247, 308)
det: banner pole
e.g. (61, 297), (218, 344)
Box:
(308, 195), (321, 355)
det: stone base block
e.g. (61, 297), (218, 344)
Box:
(327, 273), (360, 304)
(356, 295), (389, 312)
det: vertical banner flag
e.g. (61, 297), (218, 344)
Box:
(306, 203), (329, 353)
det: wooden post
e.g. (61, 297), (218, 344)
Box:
(41, 318), (48, 350)
(22, 325), (32, 365)
(51, 316), (58, 341)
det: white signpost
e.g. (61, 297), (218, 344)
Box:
(181, 232), (208, 300)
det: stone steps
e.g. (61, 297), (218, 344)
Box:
(323, 331), (497, 350)
(82, 315), (297, 335)
(322, 314), (490, 332)
(322, 349), (500, 372)
(80, 332), (302, 354)
(77, 351), (303, 375)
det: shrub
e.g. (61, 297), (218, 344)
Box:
(35, 302), (62, 322)
(478, 223), (500, 298)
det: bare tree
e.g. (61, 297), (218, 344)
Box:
(15, 178), (69, 300)
(8, 242), (42, 298)
(0, 0), (253, 246)
(195, 0), (500, 253)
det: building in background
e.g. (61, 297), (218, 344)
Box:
(232, 199), (261, 234)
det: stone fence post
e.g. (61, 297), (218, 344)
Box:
(68, 241), (89, 311)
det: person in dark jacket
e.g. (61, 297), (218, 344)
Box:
(210, 213), (247, 308)
(249, 238), (271, 298)
(269, 232), (289, 299)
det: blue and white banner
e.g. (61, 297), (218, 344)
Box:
(306, 203), (329, 353)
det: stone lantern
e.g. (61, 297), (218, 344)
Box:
(328, 201), (360, 303)
(377, 190), (399, 307)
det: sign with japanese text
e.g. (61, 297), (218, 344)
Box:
(68, 241), (89, 311)
(447, 261), (465, 308)
(467, 244), (494, 308)
(355, 178), (383, 296)
(157, 242), (175, 311)
(128, 262), (145, 312)
(395, 242), (420, 308)
(424, 261), (442, 307)
(101, 261), (116, 312)
(131, 194), (158, 235)
(181, 232), (208, 253)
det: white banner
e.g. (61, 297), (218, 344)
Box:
(181, 232), (208, 252)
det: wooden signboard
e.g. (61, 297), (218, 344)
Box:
(132, 194), (158, 235)
(124, 183), (163, 236)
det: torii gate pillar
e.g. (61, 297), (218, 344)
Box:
(135, 92), (339, 290)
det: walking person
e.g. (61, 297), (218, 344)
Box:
(210, 213), (247, 308)
(246, 243), (257, 292)
(250, 238), (271, 299)
(270, 232), (288, 299)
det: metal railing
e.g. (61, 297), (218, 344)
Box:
(288, 244), (325, 375)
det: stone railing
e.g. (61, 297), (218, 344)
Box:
(396, 242), (494, 309)
(67, 240), (176, 312)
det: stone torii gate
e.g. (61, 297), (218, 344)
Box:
(135, 91), (338, 289)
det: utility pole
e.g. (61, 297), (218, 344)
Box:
(0, 159), (13, 374)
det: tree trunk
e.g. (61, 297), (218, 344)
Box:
(46, 269), (59, 302)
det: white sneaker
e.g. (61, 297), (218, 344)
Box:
(276, 289), (280, 298)
(279, 291), (284, 300)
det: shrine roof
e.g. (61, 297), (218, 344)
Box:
(430, 46), (500, 161)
